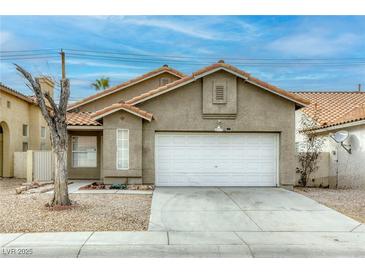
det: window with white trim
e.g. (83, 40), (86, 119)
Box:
(117, 129), (129, 170)
(72, 136), (97, 167)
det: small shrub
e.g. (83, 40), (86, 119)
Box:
(296, 112), (324, 187)
(110, 184), (127, 190)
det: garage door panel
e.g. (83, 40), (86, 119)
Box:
(155, 133), (278, 187)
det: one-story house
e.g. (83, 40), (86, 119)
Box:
(294, 91), (365, 188)
(66, 61), (308, 187)
(0, 80), (52, 177)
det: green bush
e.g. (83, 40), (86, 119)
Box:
(110, 184), (127, 190)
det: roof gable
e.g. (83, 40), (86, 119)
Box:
(67, 66), (186, 111)
(67, 112), (102, 126)
(125, 62), (309, 107)
(90, 102), (153, 122)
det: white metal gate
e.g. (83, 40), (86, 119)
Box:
(33, 151), (53, 181)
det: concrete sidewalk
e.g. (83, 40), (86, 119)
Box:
(1, 229), (365, 258)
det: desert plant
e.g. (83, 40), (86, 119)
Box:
(110, 184), (127, 190)
(296, 113), (325, 187)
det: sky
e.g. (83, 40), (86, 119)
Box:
(1, 16), (365, 101)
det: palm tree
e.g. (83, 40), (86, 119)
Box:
(91, 77), (110, 91)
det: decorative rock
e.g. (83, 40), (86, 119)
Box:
(15, 186), (28, 194)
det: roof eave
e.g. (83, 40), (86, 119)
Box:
(310, 119), (365, 133)
(67, 125), (103, 130)
(129, 66), (309, 107)
(67, 68), (185, 111)
(91, 106), (153, 122)
(0, 84), (36, 105)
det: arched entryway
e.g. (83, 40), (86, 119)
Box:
(0, 121), (10, 177)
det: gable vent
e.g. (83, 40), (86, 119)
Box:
(213, 81), (227, 104)
(215, 85), (225, 101)
(159, 78), (170, 87)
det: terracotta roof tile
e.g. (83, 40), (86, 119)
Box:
(335, 103), (365, 124)
(67, 66), (186, 111)
(126, 62), (309, 106)
(67, 112), (101, 126)
(90, 102), (153, 122)
(294, 91), (365, 129)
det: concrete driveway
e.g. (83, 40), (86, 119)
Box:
(149, 187), (360, 232)
(1, 187), (364, 258)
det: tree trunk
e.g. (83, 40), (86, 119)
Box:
(51, 148), (71, 206)
(15, 65), (73, 207)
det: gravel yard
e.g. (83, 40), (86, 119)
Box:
(0, 178), (152, 233)
(295, 187), (365, 223)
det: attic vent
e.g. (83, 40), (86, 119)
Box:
(212, 81), (227, 104)
(159, 78), (170, 86)
(215, 85), (224, 100)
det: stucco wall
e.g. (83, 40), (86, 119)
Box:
(137, 73), (296, 186)
(67, 131), (102, 180)
(295, 152), (332, 187)
(77, 73), (180, 112)
(0, 89), (51, 177)
(202, 70), (237, 118)
(326, 125), (365, 188)
(102, 111), (143, 183)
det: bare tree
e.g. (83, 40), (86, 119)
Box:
(16, 65), (71, 206)
(296, 113), (325, 187)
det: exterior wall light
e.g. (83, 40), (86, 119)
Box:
(214, 120), (224, 132)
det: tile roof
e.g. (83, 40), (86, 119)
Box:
(67, 112), (102, 126)
(294, 91), (365, 129)
(67, 65), (186, 111)
(334, 103), (365, 125)
(126, 62), (309, 106)
(90, 102), (153, 122)
(0, 82), (36, 104)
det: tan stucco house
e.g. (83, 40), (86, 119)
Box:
(66, 61), (308, 187)
(0, 79), (52, 177)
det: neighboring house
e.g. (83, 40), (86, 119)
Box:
(294, 91), (365, 188)
(0, 79), (52, 177)
(66, 61), (308, 187)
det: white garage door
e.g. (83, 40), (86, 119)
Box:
(155, 133), (278, 187)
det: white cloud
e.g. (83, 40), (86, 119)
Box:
(235, 20), (262, 38)
(0, 31), (12, 47)
(48, 59), (147, 69)
(268, 32), (360, 57)
(121, 17), (222, 40)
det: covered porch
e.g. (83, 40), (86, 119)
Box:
(67, 112), (103, 180)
